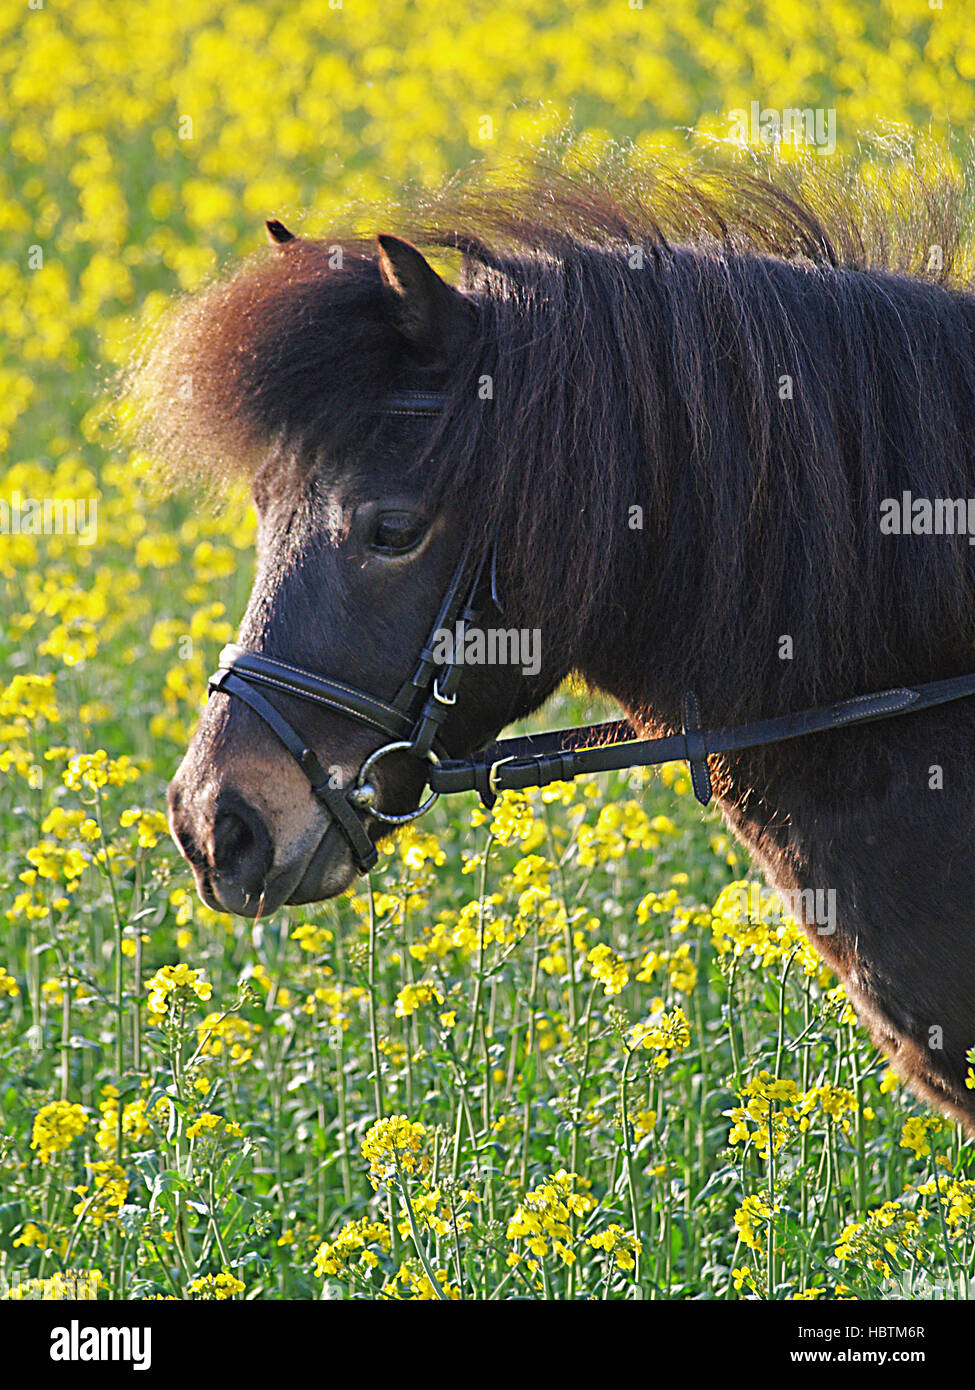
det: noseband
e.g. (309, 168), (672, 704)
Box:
(208, 389), (975, 876)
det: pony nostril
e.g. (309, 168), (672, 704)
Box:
(213, 812), (251, 866)
(211, 803), (272, 896)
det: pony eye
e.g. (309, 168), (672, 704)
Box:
(371, 511), (426, 554)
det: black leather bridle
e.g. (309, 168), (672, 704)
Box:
(209, 388), (975, 874)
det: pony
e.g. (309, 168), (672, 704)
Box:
(131, 153), (975, 1129)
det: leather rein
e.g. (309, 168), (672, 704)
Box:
(208, 389), (975, 872)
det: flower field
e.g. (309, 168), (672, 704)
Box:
(3, 0), (975, 1303)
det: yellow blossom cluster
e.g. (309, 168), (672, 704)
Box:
(73, 1161), (128, 1228)
(12, 1222), (47, 1250)
(186, 1112), (244, 1141)
(734, 1192), (777, 1252)
(728, 1073), (860, 1158)
(396, 825), (447, 873)
(41, 806), (101, 842)
(118, 807), (169, 848)
(394, 982), (445, 1018)
(314, 1218), (391, 1278)
(197, 1011), (261, 1063)
(186, 1271), (245, 1300)
(709, 880), (833, 984)
(626, 1006), (691, 1067)
(577, 802), (678, 865)
(94, 1085), (152, 1152)
(30, 1100), (88, 1164)
(588, 1223), (641, 1272)
(587, 942), (630, 996)
(388, 1263), (462, 1301)
(62, 750), (140, 793)
(636, 941), (698, 994)
(916, 1175), (975, 1229)
(145, 962), (212, 1022)
(397, 1183), (478, 1241)
(506, 1170), (596, 1265)
(361, 1115), (429, 1188)
(835, 1201), (920, 1279)
(471, 790), (540, 847)
(302, 981), (366, 1030)
(289, 923), (334, 954)
(899, 1114), (950, 1159)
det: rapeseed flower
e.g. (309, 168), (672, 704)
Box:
(361, 1115), (428, 1188)
(145, 963), (212, 1022)
(30, 1100), (88, 1163)
(187, 1271), (245, 1300)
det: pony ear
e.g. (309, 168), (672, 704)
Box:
(376, 234), (474, 362)
(266, 219), (296, 245)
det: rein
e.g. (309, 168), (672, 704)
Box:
(208, 388), (975, 872)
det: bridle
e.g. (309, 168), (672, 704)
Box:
(209, 388), (975, 874)
(208, 389), (497, 872)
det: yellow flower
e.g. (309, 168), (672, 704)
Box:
(30, 1101), (87, 1163)
(118, 806), (168, 847)
(94, 1090), (151, 1152)
(899, 1114), (949, 1159)
(187, 1271), (245, 1300)
(506, 1170), (595, 1262)
(63, 749), (139, 791)
(396, 824), (446, 870)
(587, 942), (629, 996)
(632, 1109), (657, 1140)
(13, 1222), (47, 1249)
(471, 790), (535, 846)
(145, 962), (212, 1022)
(734, 1193), (776, 1252)
(314, 1218), (391, 1278)
(290, 923), (334, 953)
(626, 1006), (691, 1067)
(394, 982), (444, 1018)
(1, 673), (58, 722)
(72, 1161), (127, 1227)
(588, 1223), (641, 1271)
(186, 1112), (242, 1141)
(361, 1115), (428, 1188)
(835, 1201), (919, 1269)
(197, 1011), (261, 1063)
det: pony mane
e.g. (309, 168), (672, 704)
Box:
(126, 145), (975, 717)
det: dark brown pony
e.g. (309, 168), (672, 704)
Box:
(133, 154), (975, 1129)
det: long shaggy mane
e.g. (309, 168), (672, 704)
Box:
(126, 141), (975, 721)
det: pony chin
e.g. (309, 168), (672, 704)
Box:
(284, 820), (363, 903)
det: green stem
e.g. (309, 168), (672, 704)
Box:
(619, 1046), (643, 1292)
(394, 1154), (447, 1301)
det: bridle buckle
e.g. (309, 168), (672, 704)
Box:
(488, 755), (514, 796)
